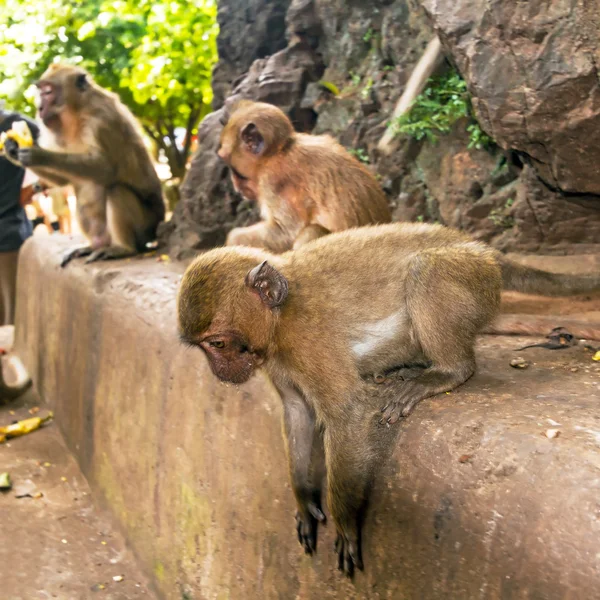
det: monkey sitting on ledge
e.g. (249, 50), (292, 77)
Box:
(177, 222), (600, 576)
(217, 100), (391, 252)
(3, 63), (165, 267)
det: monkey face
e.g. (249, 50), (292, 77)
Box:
(178, 251), (290, 385)
(36, 64), (90, 127)
(197, 332), (264, 384)
(217, 101), (294, 202)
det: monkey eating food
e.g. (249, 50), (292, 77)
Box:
(3, 63), (165, 267)
(177, 222), (600, 576)
(217, 100), (391, 252)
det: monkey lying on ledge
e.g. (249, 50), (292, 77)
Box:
(177, 222), (600, 576)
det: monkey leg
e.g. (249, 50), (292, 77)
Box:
(278, 383), (326, 555)
(292, 224), (331, 249)
(226, 221), (293, 253)
(61, 184), (108, 267)
(80, 185), (160, 265)
(380, 251), (498, 424)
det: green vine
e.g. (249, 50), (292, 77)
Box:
(392, 69), (493, 150)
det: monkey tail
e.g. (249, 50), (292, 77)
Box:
(498, 257), (600, 297)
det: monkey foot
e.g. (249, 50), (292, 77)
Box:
(334, 531), (363, 577)
(379, 380), (430, 425)
(60, 246), (93, 268)
(84, 246), (135, 264)
(295, 502), (326, 555)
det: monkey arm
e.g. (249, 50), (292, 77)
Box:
(17, 147), (115, 185)
(323, 404), (390, 577)
(279, 383), (326, 555)
(226, 221), (294, 253)
(30, 167), (70, 188)
(293, 224), (331, 249)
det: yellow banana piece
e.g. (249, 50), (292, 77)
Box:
(0, 412), (53, 442)
(0, 120), (34, 151)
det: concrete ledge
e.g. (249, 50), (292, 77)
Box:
(15, 235), (600, 599)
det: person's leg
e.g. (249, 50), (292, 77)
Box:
(0, 250), (19, 326)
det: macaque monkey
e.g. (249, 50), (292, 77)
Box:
(217, 100), (391, 252)
(3, 63), (165, 267)
(177, 222), (600, 576)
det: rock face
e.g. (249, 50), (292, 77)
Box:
(161, 0), (600, 258)
(421, 0), (600, 196)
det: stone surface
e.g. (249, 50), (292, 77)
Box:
(211, 0), (292, 110)
(13, 235), (600, 599)
(161, 5), (324, 260)
(164, 0), (599, 258)
(421, 0), (600, 196)
(0, 386), (155, 599)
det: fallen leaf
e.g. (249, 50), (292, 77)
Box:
(593, 351), (600, 362)
(90, 583), (106, 592)
(459, 454), (472, 463)
(0, 472), (12, 490)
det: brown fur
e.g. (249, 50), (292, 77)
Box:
(178, 221), (600, 575)
(6, 63), (164, 266)
(177, 223), (502, 575)
(217, 100), (391, 252)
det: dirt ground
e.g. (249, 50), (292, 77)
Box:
(0, 334), (157, 600)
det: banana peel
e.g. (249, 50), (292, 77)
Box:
(0, 120), (34, 151)
(0, 412), (53, 443)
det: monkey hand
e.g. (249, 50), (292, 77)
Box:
(295, 497), (326, 555)
(334, 525), (363, 577)
(2, 138), (21, 164)
(16, 146), (45, 167)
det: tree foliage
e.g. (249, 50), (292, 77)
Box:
(0, 0), (218, 177)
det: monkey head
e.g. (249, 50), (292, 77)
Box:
(35, 63), (92, 127)
(217, 100), (294, 202)
(178, 247), (289, 384)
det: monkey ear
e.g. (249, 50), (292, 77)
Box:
(245, 261), (288, 308)
(241, 123), (265, 155)
(75, 73), (89, 91)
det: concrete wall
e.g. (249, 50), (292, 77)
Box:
(15, 235), (600, 599)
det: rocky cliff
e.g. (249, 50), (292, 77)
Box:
(160, 0), (600, 259)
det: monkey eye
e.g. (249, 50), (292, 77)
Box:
(209, 340), (225, 349)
